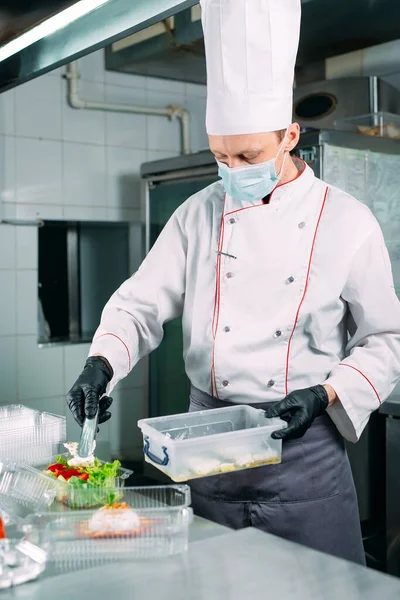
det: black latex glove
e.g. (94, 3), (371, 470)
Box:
(66, 356), (114, 427)
(264, 385), (329, 441)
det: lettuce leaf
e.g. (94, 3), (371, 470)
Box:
(85, 459), (121, 485)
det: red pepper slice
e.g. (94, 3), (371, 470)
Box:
(61, 469), (82, 481)
(47, 463), (67, 472)
(0, 517), (6, 539)
(79, 473), (89, 481)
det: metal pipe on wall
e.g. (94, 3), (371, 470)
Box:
(65, 61), (191, 155)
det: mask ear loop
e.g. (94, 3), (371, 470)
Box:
(275, 129), (289, 180)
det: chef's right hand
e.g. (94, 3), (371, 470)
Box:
(66, 356), (113, 427)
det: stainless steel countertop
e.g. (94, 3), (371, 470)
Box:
(3, 519), (400, 599)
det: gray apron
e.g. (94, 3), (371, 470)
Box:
(188, 385), (365, 566)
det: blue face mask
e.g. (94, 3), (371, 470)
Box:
(217, 137), (287, 202)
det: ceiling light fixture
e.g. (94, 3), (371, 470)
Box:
(0, 0), (111, 63)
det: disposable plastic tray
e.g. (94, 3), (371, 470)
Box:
(0, 455), (133, 522)
(0, 405), (66, 465)
(0, 459), (56, 525)
(138, 406), (286, 482)
(24, 485), (192, 566)
(38, 454), (133, 509)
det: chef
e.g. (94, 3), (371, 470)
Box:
(66, 0), (400, 564)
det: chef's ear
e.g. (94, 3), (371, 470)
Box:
(285, 123), (300, 153)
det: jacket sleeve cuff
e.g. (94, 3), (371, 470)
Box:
(324, 368), (377, 442)
(89, 333), (132, 393)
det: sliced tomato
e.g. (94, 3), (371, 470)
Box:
(79, 473), (89, 481)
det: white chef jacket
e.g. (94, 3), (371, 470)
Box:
(90, 159), (400, 443)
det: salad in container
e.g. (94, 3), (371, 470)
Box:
(41, 443), (132, 509)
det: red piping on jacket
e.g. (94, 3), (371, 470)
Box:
(211, 196), (226, 398)
(210, 159), (309, 397)
(338, 363), (381, 404)
(284, 186), (329, 395)
(96, 333), (131, 371)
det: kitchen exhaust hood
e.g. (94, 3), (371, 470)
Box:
(1, 0), (400, 92)
(0, 0), (198, 92)
(105, 0), (400, 84)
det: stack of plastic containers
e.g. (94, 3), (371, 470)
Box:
(0, 405), (66, 465)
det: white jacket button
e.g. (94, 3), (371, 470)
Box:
(286, 276), (295, 284)
(298, 221), (306, 229)
(226, 272), (235, 279)
(223, 326), (231, 332)
(273, 330), (282, 338)
(222, 380), (229, 387)
(228, 218), (236, 224)
(267, 379), (275, 387)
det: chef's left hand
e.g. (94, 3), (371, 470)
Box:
(264, 385), (330, 440)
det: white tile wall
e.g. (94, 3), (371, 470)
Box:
(15, 138), (62, 205)
(63, 142), (106, 207)
(1, 135), (16, 204)
(16, 226), (37, 270)
(146, 88), (184, 153)
(106, 146), (144, 209)
(0, 336), (17, 403)
(15, 75), (62, 140)
(105, 84), (147, 149)
(62, 79), (106, 146)
(17, 336), (64, 400)
(0, 89), (15, 136)
(27, 396), (66, 417)
(16, 270), (37, 335)
(0, 224), (16, 268)
(0, 48), (207, 459)
(64, 344), (91, 389)
(77, 52), (105, 84)
(15, 203), (63, 220)
(0, 270), (16, 335)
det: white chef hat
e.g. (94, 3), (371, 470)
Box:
(200, 0), (301, 136)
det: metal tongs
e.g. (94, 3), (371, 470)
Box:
(77, 408), (99, 459)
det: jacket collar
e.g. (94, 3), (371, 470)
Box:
(224, 158), (315, 213)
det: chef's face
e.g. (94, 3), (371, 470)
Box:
(209, 123), (300, 169)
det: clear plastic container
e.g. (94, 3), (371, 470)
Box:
(38, 454), (133, 509)
(0, 459), (57, 525)
(334, 111), (400, 139)
(0, 455), (133, 522)
(23, 485), (192, 566)
(138, 406), (286, 482)
(0, 405), (66, 465)
(0, 538), (47, 589)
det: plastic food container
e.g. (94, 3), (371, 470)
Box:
(0, 538), (47, 589)
(334, 111), (400, 139)
(24, 485), (192, 566)
(39, 454), (133, 509)
(0, 405), (66, 465)
(0, 455), (133, 520)
(138, 406), (286, 482)
(0, 459), (57, 525)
